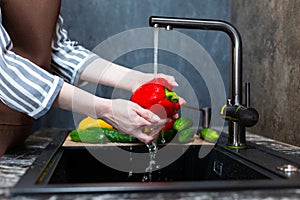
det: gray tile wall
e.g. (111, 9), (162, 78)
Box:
(231, 0), (300, 146)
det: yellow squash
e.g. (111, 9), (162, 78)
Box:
(77, 116), (113, 130)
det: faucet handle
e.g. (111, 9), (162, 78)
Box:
(221, 105), (259, 127)
(245, 82), (250, 107)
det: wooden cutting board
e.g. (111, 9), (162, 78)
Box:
(62, 134), (214, 147)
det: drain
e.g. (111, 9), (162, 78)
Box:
(213, 160), (223, 177)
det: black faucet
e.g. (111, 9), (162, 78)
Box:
(149, 16), (259, 149)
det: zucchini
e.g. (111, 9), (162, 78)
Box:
(200, 128), (219, 143)
(177, 128), (195, 143)
(173, 117), (193, 131)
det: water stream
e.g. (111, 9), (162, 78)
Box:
(128, 27), (163, 182)
(141, 27), (162, 182)
(153, 27), (159, 78)
(142, 141), (160, 182)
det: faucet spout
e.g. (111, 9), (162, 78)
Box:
(150, 16), (242, 105)
(149, 16), (257, 148)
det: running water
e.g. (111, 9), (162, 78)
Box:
(153, 27), (159, 78)
(153, 27), (166, 145)
(142, 141), (160, 182)
(142, 27), (164, 182)
(128, 147), (133, 178)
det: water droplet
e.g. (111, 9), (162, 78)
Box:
(128, 170), (133, 178)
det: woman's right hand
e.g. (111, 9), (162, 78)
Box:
(96, 99), (170, 144)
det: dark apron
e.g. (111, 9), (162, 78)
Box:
(0, 0), (61, 154)
(0, 103), (34, 154)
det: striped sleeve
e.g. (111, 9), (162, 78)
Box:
(0, 23), (64, 119)
(51, 15), (98, 86)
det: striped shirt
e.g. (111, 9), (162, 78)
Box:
(0, 13), (98, 119)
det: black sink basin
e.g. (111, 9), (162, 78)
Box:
(49, 146), (269, 184)
(12, 130), (300, 195)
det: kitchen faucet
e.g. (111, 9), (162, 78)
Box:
(149, 16), (259, 148)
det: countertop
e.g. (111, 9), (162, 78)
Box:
(1, 129), (300, 200)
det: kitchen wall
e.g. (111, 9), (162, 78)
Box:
(34, 0), (300, 147)
(33, 0), (300, 147)
(231, 0), (300, 146)
(34, 0), (231, 130)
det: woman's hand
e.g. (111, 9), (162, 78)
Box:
(80, 58), (178, 92)
(96, 99), (170, 144)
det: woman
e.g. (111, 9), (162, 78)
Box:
(0, 0), (182, 156)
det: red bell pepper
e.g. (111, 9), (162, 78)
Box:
(131, 78), (180, 119)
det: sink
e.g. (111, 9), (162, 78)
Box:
(49, 146), (269, 184)
(12, 130), (300, 195)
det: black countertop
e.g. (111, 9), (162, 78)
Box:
(1, 129), (300, 200)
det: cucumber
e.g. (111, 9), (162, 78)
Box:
(173, 117), (193, 132)
(70, 129), (108, 143)
(177, 128), (194, 143)
(70, 127), (138, 143)
(102, 128), (138, 143)
(200, 128), (219, 143)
